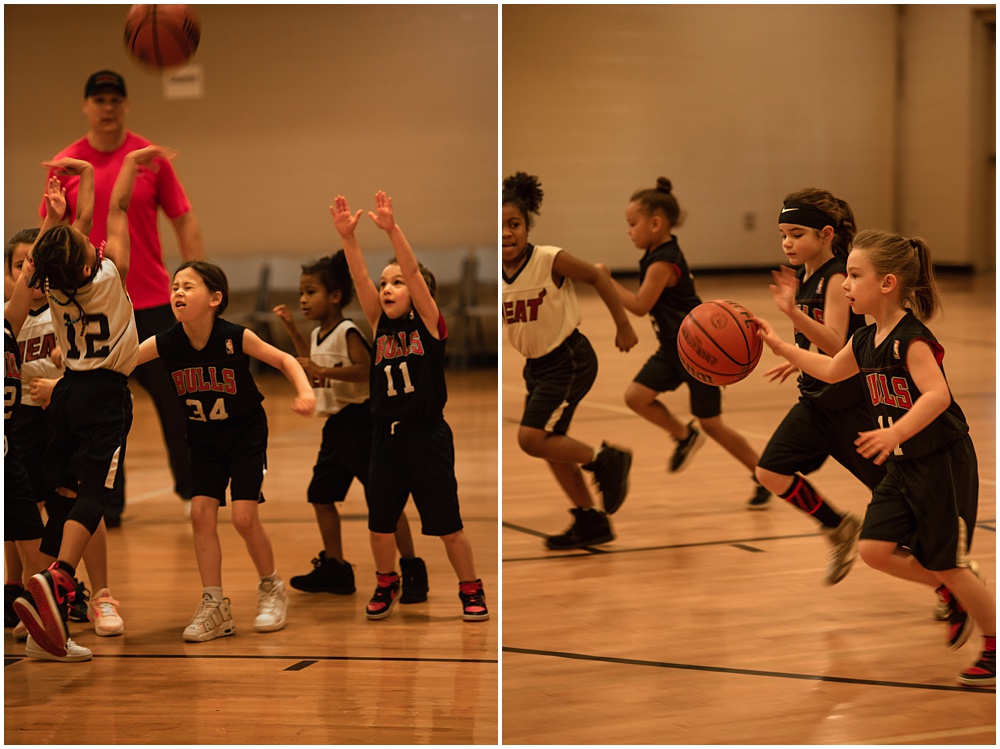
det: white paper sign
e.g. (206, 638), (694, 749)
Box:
(163, 64), (204, 100)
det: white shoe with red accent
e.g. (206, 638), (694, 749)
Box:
(88, 588), (124, 637)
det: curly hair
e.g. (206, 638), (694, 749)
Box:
(301, 250), (354, 306)
(629, 177), (685, 228)
(502, 172), (544, 230)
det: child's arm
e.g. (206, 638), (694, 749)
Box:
(595, 260), (676, 317)
(241, 329), (317, 417)
(367, 191), (441, 337)
(5, 275), (33, 337)
(106, 145), (176, 285)
(552, 251), (638, 352)
(272, 305), (311, 358)
(27, 376), (61, 409)
(330, 196), (382, 331)
(768, 266), (850, 356)
(136, 335), (161, 366)
(853, 340), (953, 465)
(40, 158), (95, 235)
(756, 316), (859, 383)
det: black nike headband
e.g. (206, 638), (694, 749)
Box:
(778, 202), (836, 230)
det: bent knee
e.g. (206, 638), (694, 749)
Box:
(858, 539), (893, 569)
(517, 427), (546, 457)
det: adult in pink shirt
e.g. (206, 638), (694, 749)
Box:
(41, 71), (204, 524)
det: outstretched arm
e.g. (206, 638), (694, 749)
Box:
(107, 145), (176, 284)
(756, 316), (858, 383)
(554, 251), (638, 352)
(40, 158), (94, 235)
(242, 328), (317, 417)
(367, 191), (440, 336)
(331, 195), (381, 331)
(272, 305), (311, 358)
(595, 260), (676, 317)
(136, 335), (161, 366)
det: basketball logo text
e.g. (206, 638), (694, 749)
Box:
(865, 373), (912, 410)
(375, 330), (425, 365)
(172, 367), (237, 396)
(503, 289), (547, 324)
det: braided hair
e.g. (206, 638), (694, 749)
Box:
(28, 225), (94, 326)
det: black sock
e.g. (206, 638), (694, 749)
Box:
(779, 475), (843, 528)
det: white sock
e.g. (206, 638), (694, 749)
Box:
(204, 586), (223, 601)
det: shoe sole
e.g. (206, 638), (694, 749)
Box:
(94, 622), (124, 637)
(255, 618), (287, 633)
(24, 575), (69, 657)
(746, 500), (771, 511)
(366, 597), (399, 621)
(26, 642), (92, 663)
(957, 673), (996, 687)
(669, 429), (706, 474)
(12, 598), (64, 657)
(400, 595), (428, 604)
(602, 450), (633, 515)
(545, 532), (615, 551)
(183, 624), (236, 642)
(289, 584), (356, 595)
(948, 616), (975, 650)
(463, 612), (490, 622)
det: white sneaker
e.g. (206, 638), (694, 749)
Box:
(26, 635), (92, 662)
(88, 588), (124, 636)
(12, 621), (27, 642)
(183, 594), (236, 642)
(822, 513), (861, 585)
(254, 577), (288, 632)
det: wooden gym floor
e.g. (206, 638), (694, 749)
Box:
(502, 272), (996, 745)
(4, 369), (497, 745)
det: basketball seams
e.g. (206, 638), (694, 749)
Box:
(677, 300), (763, 386)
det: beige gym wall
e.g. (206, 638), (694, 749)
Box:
(4, 5), (498, 265)
(502, 4), (995, 271)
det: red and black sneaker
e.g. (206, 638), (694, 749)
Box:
(958, 648), (996, 687)
(458, 579), (489, 622)
(937, 585), (974, 650)
(365, 572), (400, 621)
(22, 562), (76, 657)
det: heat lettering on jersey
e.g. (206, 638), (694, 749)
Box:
(503, 288), (547, 324)
(374, 330), (424, 365)
(5, 351), (21, 381)
(865, 372), (913, 410)
(19, 332), (58, 363)
(171, 366), (237, 396)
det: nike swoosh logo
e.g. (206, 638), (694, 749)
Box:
(781, 207), (795, 213)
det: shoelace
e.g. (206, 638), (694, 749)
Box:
(93, 596), (120, 618)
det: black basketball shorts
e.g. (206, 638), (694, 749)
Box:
(633, 343), (721, 419)
(521, 330), (598, 435)
(187, 409), (268, 506)
(308, 402), (372, 505)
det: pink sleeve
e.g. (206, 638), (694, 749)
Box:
(155, 159), (192, 219)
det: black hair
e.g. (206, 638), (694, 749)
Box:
(175, 260), (230, 316)
(28, 225), (94, 325)
(301, 250), (354, 306)
(5, 227), (40, 275)
(502, 172), (544, 230)
(630, 177), (684, 228)
(782, 188), (856, 260)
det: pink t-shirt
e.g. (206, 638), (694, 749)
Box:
(39, 132), (192, 311)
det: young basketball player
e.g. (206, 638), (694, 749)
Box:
(273, 252), (428, 602)
(11, 148), (164, 660)
(599, 177), (769, 508)
(5, 226), (125, 641)
(502, 172), (638, 550)
(757, 229), (995, 687)
(332, 190), (488, 622)
(136, 260), (316, 641)
(755, 190), (884, 584)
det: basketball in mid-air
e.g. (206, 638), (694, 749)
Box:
(677, 300), (763, 386)
(124, 5), (201, 71)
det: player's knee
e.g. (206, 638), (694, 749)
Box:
(517, 428), (544, 457)
(858, 539), (891, 570)
(231, 510), (260, 538)
(623, 383), (651, 413)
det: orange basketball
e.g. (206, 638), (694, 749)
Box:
(677, 300), (763, 386)
(124, 5), (201, 71)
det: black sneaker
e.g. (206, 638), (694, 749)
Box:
(458, 579), (489, 622)
(958, 648), (996, 687)
(746, 482), (772, 511)
(67, 579), (90, 623)
(399, 557), (428, 604)
(670, 421), (706, 472)
(5, 583), (24, 627)
(583, 442), (632, 515)
(546, 508), (614, 550)
(289, 551), (355, 594)
(939, 585), (974, 650)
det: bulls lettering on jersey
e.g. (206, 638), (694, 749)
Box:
(370, 310), (447, 423)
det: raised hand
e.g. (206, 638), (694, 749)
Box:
(367, 190), (396, 232)
(43, 175), (67, 221)
(272, 304), (294, 324)
(768, 266), (799, 317)
(41, 157), (93, 176)
(330, 195), (362, 238)
(126, 144), (176, 172)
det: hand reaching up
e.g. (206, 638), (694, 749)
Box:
(367, 190), (396, 233)
(330, 195), (362, 238)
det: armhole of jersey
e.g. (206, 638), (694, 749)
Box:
(908, 335), (945, 367)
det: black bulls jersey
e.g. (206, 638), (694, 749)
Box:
(795, 258), (868, 408)
(156, 317), (264, 433)
(642, 238), (701, 346)
(370, 309), (448, 423)
(851, 311), (968, 460)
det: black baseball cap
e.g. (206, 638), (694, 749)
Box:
(84, 70), (127, 98)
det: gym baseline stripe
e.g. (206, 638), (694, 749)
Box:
(4, 653), (497, 665)
(502, 646), (995, 694)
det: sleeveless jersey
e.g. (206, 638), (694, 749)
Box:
(642, 238), (701, 346)
(4, 319), (21, 456)
(155, 317), (264, 435)
(310, 319), (370, 417)
(502, 244), (580, 359)
(851, 311), (968, 460)
(370, 309), (448, 423)
(7, 304), (61, 407)
(48, 260), (138, 376)
(794, 258), (868, 408)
